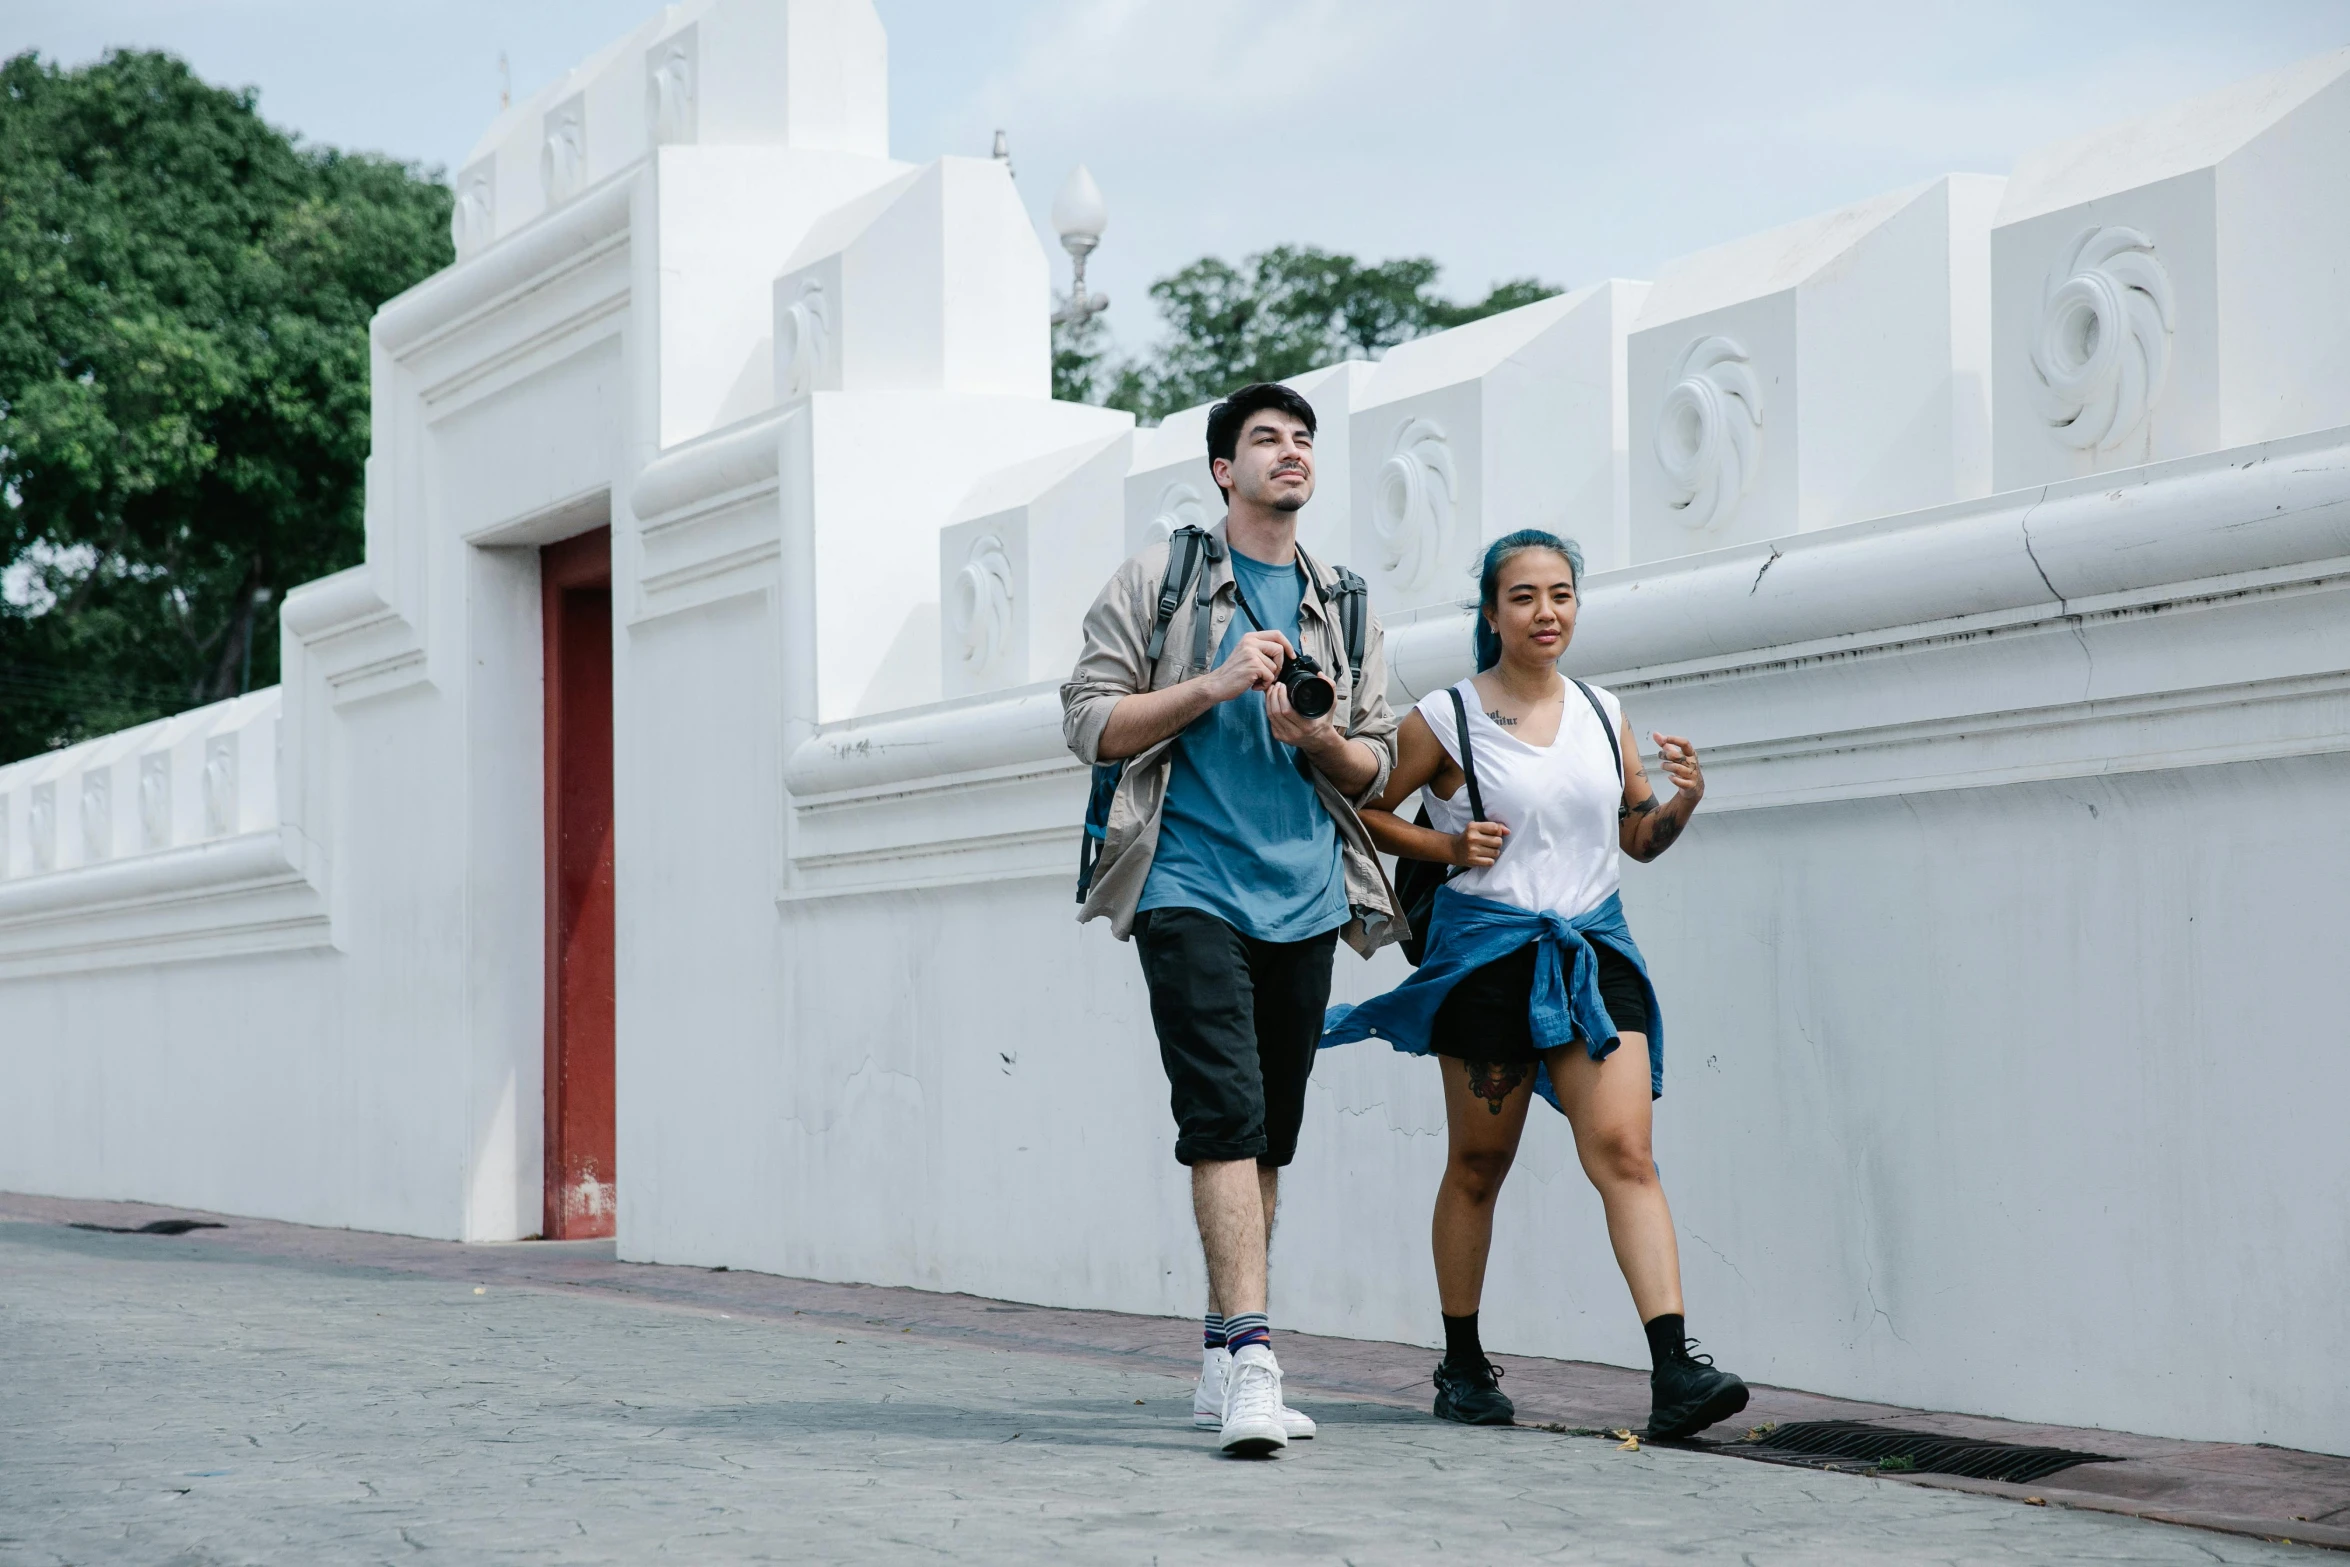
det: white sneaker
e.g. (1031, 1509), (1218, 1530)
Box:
(1218, 1343), (1290, 1456)
(1194, 1346), (1316, 1438)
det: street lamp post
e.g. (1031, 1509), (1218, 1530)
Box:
(1049, 164), (1109, 329)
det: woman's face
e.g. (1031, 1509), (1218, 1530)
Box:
(1484, 548), (1578, 665)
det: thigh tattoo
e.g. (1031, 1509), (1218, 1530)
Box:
(1465, 1059), (1530, 1114)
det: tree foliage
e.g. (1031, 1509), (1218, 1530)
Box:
(0, 50), (452, 762)
(1055, 244), (1559, 421)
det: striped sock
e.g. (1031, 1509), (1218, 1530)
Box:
(1222, 1311), (1270, 1354)
(1203, 1312), (1226, 1350)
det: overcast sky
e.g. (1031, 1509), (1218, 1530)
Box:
(5, 2), (2345, 357)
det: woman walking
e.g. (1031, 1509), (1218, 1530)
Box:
(1325, 530), (1748, 1439)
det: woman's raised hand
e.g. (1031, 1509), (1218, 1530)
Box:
(1652, 733), (1703, 802)
(1453, 820), (1510, 868)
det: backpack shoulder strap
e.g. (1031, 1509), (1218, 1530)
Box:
(1568, 678), (1624, 810)
(1143, 525), (1207, 678)
(1293, 544), (1370, 688)
(1445, 684), (1485, 822)
(1333, 567), (1368, 687)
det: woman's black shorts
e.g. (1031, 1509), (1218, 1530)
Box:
(1428, 940), (1651, 1064)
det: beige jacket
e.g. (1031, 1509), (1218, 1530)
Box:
(1060, 519), (1403, 957)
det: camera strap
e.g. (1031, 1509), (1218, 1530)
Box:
(1225, 561), (1283, 639)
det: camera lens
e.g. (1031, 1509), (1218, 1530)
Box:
(1286, 668), (1335, 719)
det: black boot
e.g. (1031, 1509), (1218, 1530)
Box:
(1433, 1356), (1515, 1426)
(1647, 1338), (1748, 1440)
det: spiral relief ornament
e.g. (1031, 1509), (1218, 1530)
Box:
(646, 36), (696, 145)
(1655, 336), (1763, 532)
(2029, 227), (2175, 452)
(1372, 418), (1455, 588)
(948, 535), (1016, 671)
(778, 281), (830, 400)
(1148, 482), (1208, 543)
(451, 165), (495, 258)
(540, 100), (587, 205)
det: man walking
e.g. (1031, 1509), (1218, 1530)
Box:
(1062, 382), (1400, 1456)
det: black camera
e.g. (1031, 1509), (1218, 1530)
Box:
(1278, 650), (1335, 719)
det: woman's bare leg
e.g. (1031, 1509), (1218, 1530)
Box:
(1545, 1033), (1683, 1321)
(1432, 1057), (1539, 1315)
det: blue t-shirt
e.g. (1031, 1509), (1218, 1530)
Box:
(1138, 549), (1350, 943)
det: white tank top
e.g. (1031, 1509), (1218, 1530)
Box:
(1417, 677), (1624, 922)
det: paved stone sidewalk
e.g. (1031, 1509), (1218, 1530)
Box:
(4, 1216), (2334, 1566)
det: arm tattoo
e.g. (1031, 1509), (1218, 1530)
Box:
(1642, 810), (1684, 858)
(1628, 796), (1658, 816)
(1485, 708), (1518, 728)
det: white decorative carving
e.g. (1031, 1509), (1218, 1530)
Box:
(1656, 335), (1763, 532)
(80, 770), (112, 863)
(540, 96), (588, 206)
(947, 535), (1016, 670)
(451, 160), (496, 259)
(646, 29), (698, 145)
(1371, 417), (1456, 588)
(2029, 227), (2177, 452)
(28, 782), (55, 871)
(204, 736), (238, 839)
(1148, 482), (1209, 543)
(140, 753), (172, 852)
(778, 280), (830, 400)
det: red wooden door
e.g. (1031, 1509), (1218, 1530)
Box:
(541, 528), (616, 1239)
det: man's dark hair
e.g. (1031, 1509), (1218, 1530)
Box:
(1205, 382), (1319, 498)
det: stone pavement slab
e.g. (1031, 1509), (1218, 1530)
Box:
(0, 1195), (2340, 1565)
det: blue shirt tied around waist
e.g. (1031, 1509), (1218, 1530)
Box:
(1322, 882), (1664, 1111)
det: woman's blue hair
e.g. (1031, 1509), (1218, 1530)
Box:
(1472, 529), (1584, 672)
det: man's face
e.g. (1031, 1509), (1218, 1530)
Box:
(1213, 409), (1315, 513)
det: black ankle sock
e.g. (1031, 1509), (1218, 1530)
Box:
(1643, 1312), (1687, 1370)
(1442, 1312), (1484, 1366)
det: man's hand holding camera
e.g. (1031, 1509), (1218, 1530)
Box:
(1208, 628), (1375, 791)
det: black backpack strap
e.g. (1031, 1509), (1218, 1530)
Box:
(1292, 544), (1369, 692)
(1333, 567), (1368, 688)
(1445, 685), (1485, 822)
(1144, 524), (1207, 672)
(1569, 678), (1625, 816)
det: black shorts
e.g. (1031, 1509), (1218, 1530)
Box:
(1133, 907), (1338, 1167)
(1428, 940), (1651, 1064)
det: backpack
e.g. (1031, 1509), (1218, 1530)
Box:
(1076, 525), (1369, 902)
(1391, 677), (1623, 965)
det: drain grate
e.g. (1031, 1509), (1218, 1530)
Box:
(1740, 1420), (2122, 1485)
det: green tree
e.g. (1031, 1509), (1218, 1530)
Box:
(1064, 244), (1559, 422)
(0, 49), (452, 762)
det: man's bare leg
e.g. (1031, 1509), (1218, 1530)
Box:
(1204, 1162), (1280, 1319)
(1193, 1159), (1268, 1316)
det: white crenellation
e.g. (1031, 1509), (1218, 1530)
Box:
(1991, 48), (2350, 485)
